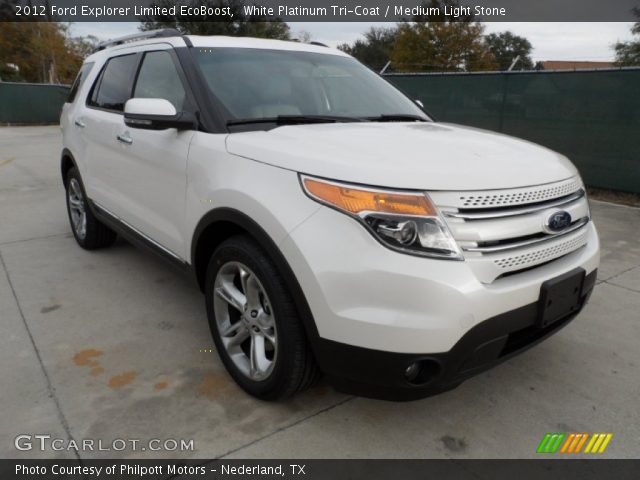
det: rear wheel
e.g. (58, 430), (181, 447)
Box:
(205, 235), (319, 400)
(65, 167), (116, 250)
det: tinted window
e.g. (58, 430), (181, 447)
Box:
(67, 62), (93, 103)
(133, 51), (186, 110)
(88, 68), (104, 106)
(89, 54), (138, 111)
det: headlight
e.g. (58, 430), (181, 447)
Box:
(578, 175), (592, 220)
(301, 175), (462, 260)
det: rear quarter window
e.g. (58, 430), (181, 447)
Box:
(66, 62), (94, 103)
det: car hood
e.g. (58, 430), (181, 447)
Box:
(225, 122), (578, 191)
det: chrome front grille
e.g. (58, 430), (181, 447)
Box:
(446, 190), (585, 221)
(493, 228), (588, 269)
(429, 177), (591, 283)
(464, 216), (589, 253)
(454, 177), (582, 208)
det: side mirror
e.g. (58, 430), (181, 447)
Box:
(124, 98), (195, 130)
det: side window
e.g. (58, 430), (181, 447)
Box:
(88, 54), (138, 112)
(67, 62), (93, 103)
(133, 51), (186, 111)
(88, 67), (104, 106)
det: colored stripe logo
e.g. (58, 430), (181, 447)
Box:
(537, 433), (613, 454)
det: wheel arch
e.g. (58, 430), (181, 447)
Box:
(60, 148), (77, 187)
(191, 207), (321, 345)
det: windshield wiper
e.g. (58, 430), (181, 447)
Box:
(227, 115), (364, 127)
(364, 114), (428, 122)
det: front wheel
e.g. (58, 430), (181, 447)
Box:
(205, 235), (319, 400)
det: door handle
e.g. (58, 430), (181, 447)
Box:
(74, 119), (86, 128)
(116, 134), (133, 145)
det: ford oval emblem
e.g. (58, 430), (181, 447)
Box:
(545, 210), (572, 233)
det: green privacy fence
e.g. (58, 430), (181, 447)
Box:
(2, 69), (640, 193)
(385, 68), (640, 194)
(0, 82), (70, 125)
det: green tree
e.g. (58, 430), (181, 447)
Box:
(390, 0), (497, 72)
(0, 22), (84, 83)
(485, 31), (534, 71)
(140, 0), (290, 39)
(338, 27), (397, 71)
(0, 0), (20, 79)
(614, 7), (640, 66)
(68, 35), (100, 59)
(0, 0), (18, 21)
(294, 30), (313, 43)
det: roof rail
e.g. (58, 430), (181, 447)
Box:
(308, 41), (329, 48)
(94, 28), (182, 52)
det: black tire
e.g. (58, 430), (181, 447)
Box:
(205, 234), (320, 400)
(65, 167), (117, 250)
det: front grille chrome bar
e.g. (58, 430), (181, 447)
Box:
(463, 217), (590, 253)
(444, 190), (585, 220)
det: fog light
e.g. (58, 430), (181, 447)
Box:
(404, 362), (420, 381)
(403, 359), (442, 385)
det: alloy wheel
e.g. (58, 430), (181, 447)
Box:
(213, 261), (277, 381)
(68, 178), (87, 240)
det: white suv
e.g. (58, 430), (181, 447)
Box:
(60, 30), (599, 400)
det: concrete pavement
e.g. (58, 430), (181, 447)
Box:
(1, 126), (638, 459)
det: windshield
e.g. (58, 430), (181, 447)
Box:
(192, 47), (429, 126)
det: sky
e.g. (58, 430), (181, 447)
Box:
(70, 22), (636, 63)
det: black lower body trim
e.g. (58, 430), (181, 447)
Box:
(89, 200), (196, 282)
(315, 269), (597, 401)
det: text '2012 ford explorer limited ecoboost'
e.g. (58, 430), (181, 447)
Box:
(60, 29), (599, 401)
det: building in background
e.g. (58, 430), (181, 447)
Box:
(536, 60), (614, 70)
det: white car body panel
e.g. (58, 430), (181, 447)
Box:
(226, 122), (578, 191)
(109, 125), (193, 256)
(125, 98), (177, 116)
(184, 132), (321, 260)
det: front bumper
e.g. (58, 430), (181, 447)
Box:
(313, 269), (596, 401)
(279, 204), (600, 400)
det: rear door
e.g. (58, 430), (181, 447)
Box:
(61, 61), (95, 177)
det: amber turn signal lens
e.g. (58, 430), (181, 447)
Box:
(303, 178), (437, 216)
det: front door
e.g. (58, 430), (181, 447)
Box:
(86, 45), (195, 259)
(112, 47), (194, 257)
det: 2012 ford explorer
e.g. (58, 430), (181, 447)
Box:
(60, 30), (599, 400)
